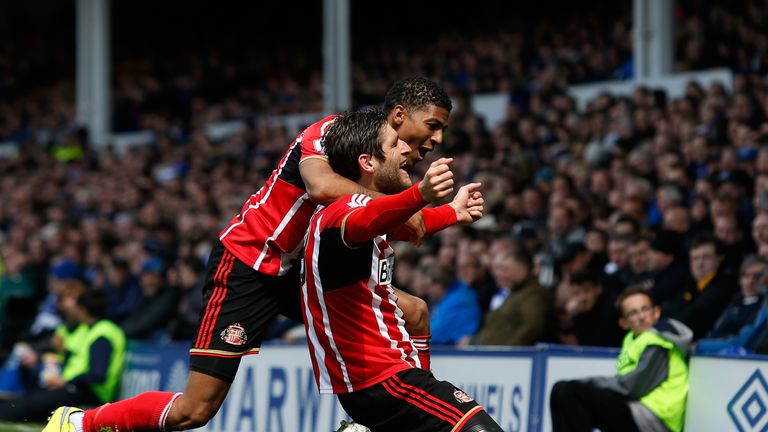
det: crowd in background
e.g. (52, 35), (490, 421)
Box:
(2, 0), (768, 362)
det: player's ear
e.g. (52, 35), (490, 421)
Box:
(390, 105), (407, 127)
(358, 153), (375, 174)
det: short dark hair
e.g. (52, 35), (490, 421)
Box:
(384, 76), (452, 113)
(325, 108), (388, 181)
(570, 269), (600, 286)
(690, 232), (722, 256)
(616, 285), (654, 315)
(77, 289), (107, 319)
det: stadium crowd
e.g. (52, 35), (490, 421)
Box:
(2, 0), (768, 368)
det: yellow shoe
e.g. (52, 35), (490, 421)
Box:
(42, 406), (83, 432)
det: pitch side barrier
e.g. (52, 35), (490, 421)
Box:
(119, 341), (762, 431)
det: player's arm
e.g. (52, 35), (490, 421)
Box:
(390, 182), (484, 242)
(343, 158), (455, 245)
(300, 157), (382, 205)
(343, 184), (428, 245)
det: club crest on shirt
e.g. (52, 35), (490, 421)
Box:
(453, 389), (474, 403)
(221, 323), (248, 346)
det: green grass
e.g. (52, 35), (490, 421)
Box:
(0, 422), (44, 432)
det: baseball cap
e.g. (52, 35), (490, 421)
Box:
(49, 258), (83, 280)
(140, 257), (166, 274)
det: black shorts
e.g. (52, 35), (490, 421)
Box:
(337, 368), (491, 432)
(189, 241), (302, 382)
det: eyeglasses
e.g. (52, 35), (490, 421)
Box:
(624, 305), (653, 320)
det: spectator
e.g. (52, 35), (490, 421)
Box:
(0, 289), (126, 422)
(662, 233), (737, 339)
(100, 258), (142, 323)
(550, 287), (692, 432)
(116, 257), (178, 340)
(647, 230), (690, 305)
(464, 251), (551, 346)
(425, 266), (482, 346)
(696, 255), (768, 354)
(713, 214), (746, 274)
(625, 235), (654, 289)
(564, 269), (624, 347)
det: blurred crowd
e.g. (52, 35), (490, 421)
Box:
(2, 0), (768, 362)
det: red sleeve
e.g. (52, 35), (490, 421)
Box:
(421, 205), (458, 236)
(299, 115), (338, 161)
(343, 183), (427, 245)
(388, 205), (457, 242)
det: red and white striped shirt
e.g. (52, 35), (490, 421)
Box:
(219, 114), (339, 276)
(301, 185), (457, 394)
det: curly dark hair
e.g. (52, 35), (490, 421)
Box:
(384, 76), (452, 113)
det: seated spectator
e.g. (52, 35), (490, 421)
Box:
(696, 255), (768, 354)
(625, 235), (654, 289)
(0, 280), (86, 398)
(550, 287), (692, 432)
(648, 229), (690, 305)
(117, 257), (178, 340)
(662, 233), (738, 339)
(0, 289), (126, 421)
(601, 235), (633, 297)
(100, 258), (142, 323)
(463, 251), (551, 346)
(713, 214), (747, 275)
(24, 258), (83, 346)
(425, 266), (482, 345)
(564, 269), (623, 347)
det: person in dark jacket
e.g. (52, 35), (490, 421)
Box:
(662, 233), (737, 339)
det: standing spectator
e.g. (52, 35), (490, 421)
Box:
(550, 287), (691, 432)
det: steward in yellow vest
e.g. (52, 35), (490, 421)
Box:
(0, 289), (126, 422)
(550, 286), (692, 432)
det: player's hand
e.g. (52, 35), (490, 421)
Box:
(449, 183), (484, 224)
(401, 212), (426, 246)
(419, 158), (454, 202)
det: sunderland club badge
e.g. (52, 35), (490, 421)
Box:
(221, 323), (248, 346)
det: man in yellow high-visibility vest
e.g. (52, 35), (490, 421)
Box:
(550, 286), (692, 432)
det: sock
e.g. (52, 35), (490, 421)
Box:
(84, 391), (182, 432)
(70, 411), (84, 432)
(411, 334), (431, 371)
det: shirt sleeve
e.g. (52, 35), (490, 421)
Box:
(299, 116), (337, 161)
(588, 345), (669, 399)
(343, 184), (427, 245)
